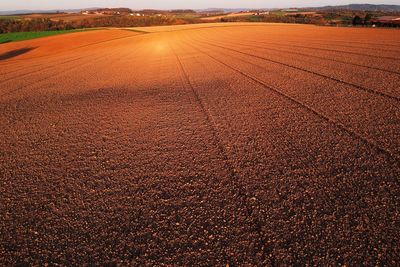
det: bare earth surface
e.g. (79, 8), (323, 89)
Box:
(1, 23), (399, 265)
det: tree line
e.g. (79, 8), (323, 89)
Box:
(0, 16), (188, 34)
(220, 15), (327, 25)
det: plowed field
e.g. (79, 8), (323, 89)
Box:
(1, 23), (399, 265)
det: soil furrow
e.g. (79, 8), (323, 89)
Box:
(185, 40), (400, 163)
(0, 41), (144, 99)
(188, 36), (400, 155)
(0, 31), (145, 79)
(1, 24), (399, 266)
(195, 34), (400, 76)
(264, 41), (400, 61)
(170, 42), (272, 264)
(191, 31), (400, 98)
(296, 41), (400, 53)
(196, 38), (400, 102)
(0, 31), (145, 65)
(286, 38), (400, 49)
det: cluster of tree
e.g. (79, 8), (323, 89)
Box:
(0, 16), (188, 33)
(85, 15), (183, 27)
(0, 18), (76, 33)
(322, 11), (400, 27)
(171, 9), (196, 14)
(220, 14), (327, 25)
(138, 9), (169, 15)
(217, 11), (399, 27)
(352, 14), (373, 25)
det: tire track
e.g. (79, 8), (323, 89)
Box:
(321, 38), (400, 46)
(194, 38), (400, 102)
(1, 54), (83, 77)
(207, 28), (400, 60)
(237, 31), (400, 53)
(0, 41), (144, 99)
(1, 37), (148, 85)
(0, 46), (107, 76)
(1, 54), (96, 85)
(256, 38), (400, 54)
(0, 31), (146, 65)
(200, 29), (400, 74)
(0, 45), (112, 77)
(259, 40), (400, 61)
(211, 32), (400, 62)
(183, 39), (400, 164)
(0, 31), (147, 77)
(290, 38), (400, 49)
(0, 50), (118, 98)
(192, 37), (400, 155)
(170, 42), (272, 265)
(202, 28), (400, 62)
(193, 33), (400, 76)
(300, 41), (400, 54)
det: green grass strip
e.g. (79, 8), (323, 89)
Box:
(0, 28), (98, 44)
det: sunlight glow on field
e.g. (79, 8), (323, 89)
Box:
(153, 41), (168, 53)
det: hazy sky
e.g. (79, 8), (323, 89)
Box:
(1, 1), (398, 11)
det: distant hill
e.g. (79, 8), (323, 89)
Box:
(0, 8), (99, 15)
(313, 4), (400, 12)
(197, 8), (252, 13)
(0, 7), (249, 16)
(198, 4), (400, 13)
(93, 8), (133, 13)
(1, 4), (399, 16)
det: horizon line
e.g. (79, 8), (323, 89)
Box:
(1, 3), (399, 12)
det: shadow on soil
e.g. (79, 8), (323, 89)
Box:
(0, 47), (36, 60)
(123, 29), (150, 34)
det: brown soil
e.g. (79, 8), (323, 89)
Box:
(0, 23), (399, 266)
(0, 29), (138, 60)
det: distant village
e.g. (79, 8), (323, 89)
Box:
(80, 8), (164, 17)
(79, 7), (400, 27)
